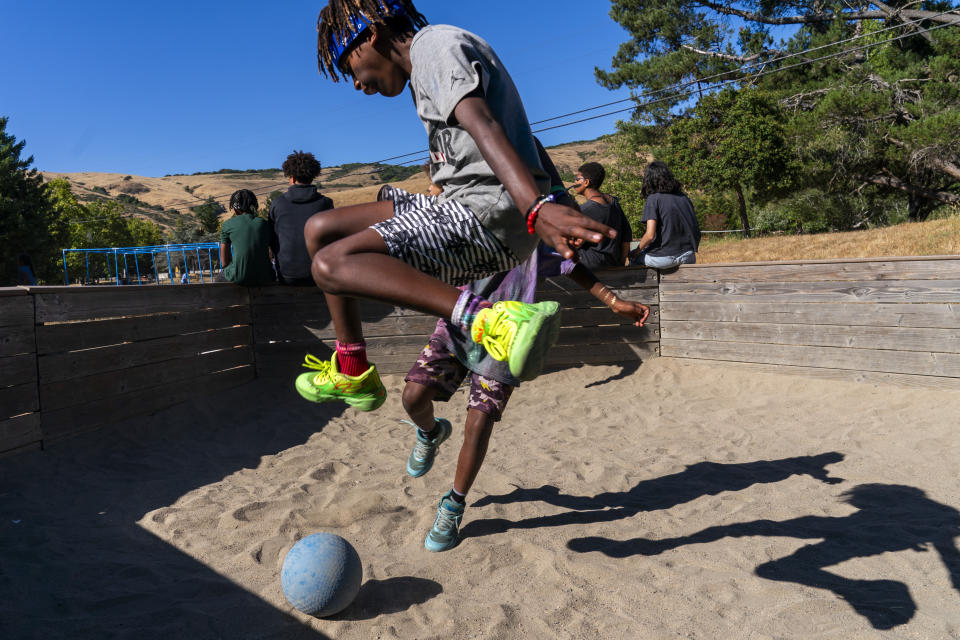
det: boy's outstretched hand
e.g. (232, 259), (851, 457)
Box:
(609, 299), (650, 327)
(535, 202), (616, 259)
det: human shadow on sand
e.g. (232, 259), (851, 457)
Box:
(0, 377), (345, 640)
(567, 483), (960, 630)
(464, 452), (844, 539)
(336, 577), (443, 620)
(581, 361), (643, 388)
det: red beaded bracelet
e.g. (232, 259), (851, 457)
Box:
(525, 194), (555, 234)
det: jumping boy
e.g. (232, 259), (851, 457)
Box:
(402, 241), (650, 551)
(397, 140), (650, 551)
(296, 0), (617, 411)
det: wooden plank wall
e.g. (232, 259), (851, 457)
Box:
(12, 254), (958, 455)
(251, 266), (659, 378)
(539, 267), (659, 369)
(0, 288), (41, 456)
(660, 257), (960, 389)
(32, 285), (255, 443)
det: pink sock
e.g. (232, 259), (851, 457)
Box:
(336, 340), (368, 377)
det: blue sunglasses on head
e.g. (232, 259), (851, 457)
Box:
(328, 0), (411, 70)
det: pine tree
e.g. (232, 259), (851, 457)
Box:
(600, 2), (960, 228)
(0, 116), (55, 284)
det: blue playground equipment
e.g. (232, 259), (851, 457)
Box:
(62, 243), (222, 286)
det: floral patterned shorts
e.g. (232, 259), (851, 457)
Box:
(405, 337), (514, 422)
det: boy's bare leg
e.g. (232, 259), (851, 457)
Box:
(304, 202), (461, 343)
(423, 407), (495, 552)
(401, 381), (439, 432)
(453, 408), (495, 495)
(304, 201), (565, 384)
(401, 381), (452, 478)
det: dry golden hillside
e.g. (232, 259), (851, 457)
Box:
(698, 216), (960, 263)
(41, 138), (612, 231)
(41, 136), (959, 263)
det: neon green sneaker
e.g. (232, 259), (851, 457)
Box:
(470, 301), (561, 381)
(294, 353), (387, 412)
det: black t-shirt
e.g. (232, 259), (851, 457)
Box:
(269, 185), (334, 284)
(641, 193), (701, 257)
(578, 196), (633, 268)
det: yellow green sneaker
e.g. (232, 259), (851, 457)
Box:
(294, 353), (387, 412)
(470, 300), (561, 381)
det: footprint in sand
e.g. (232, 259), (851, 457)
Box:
(231, 501), (271, 523)
(249, 536), (289, 566)
(307, 461), (348, 482)
(149, 507), (177, 526)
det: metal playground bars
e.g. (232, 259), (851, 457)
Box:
(61, 243), (222, 286)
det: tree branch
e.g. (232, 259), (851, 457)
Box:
(680, 44), (783, 63)
(887, 137), (960, 181)
(694, 1), (960, 27)
(865, 171), (960, 204)
(781, 88), (832, 111)
(871, 0), (933, 41)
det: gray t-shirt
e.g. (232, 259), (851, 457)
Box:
(409, 24), (549, 261)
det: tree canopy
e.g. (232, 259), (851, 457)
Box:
(601, 1), (960, 231)
(191, 198), (225, 234)
(48, 179), (164, 283)
(0, 117), (57, 284)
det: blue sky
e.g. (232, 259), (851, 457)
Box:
(3, 1), (642, 176)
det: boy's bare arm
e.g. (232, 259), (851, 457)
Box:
(565, 264), (649, 327)
(453, 96), (616, 259)
(220, 242), (231, 267)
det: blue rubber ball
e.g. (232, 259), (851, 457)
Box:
(281, 533), (363, 617)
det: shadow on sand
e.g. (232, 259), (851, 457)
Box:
(0, 377), (342, 640)
(335, 577), (443, 621)
(567, 483), (960, 630)
(466, 452), (845, 536)
(581, 361), (643, 388)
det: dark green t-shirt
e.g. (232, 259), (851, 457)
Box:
(220, 214), (274, 285)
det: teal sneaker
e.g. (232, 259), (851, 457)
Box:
(471, 300), (561, 381)
(425, 491), (465, 552)
(404, 418), (452, 478)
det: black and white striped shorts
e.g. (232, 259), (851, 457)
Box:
(372, 186), (520, 286)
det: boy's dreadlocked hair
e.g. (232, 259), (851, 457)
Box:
(316, 0), (428, 82)
(229, 189), (259, 215)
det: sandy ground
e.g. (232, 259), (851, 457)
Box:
(1, 358), (959, 640)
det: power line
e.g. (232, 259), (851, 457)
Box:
(68, 11), (957, 223)
(535, 17), (958, 133)
(528, 6), (958, 127)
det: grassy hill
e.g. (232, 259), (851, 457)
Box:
(41, 138), (614, 232)
(40, 136), (959, 263)
(698, 216), (960, 263)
